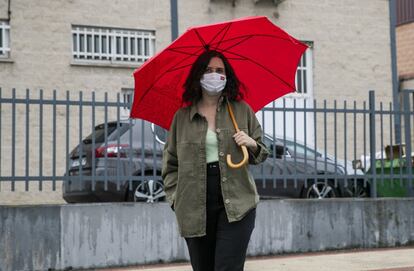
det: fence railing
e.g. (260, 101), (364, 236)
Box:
(0, 87), (413, 202)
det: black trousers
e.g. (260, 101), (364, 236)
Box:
(185, 162), (256, 271)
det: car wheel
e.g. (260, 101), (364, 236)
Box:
(346, 181), (370, 198)
(128, 179), (166, 203)
(304, 181), (338, 199)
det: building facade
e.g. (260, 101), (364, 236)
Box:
(0, 0), (394, 204)
(0, 0), (393, 101)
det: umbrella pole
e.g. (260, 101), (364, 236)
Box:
(226, 100), (249, 169)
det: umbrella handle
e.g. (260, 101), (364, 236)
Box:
(226, 101), (249, 169)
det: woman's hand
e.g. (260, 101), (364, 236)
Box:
(233, 131), (257, 152)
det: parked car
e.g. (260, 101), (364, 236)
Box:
(253, 135), (369, 199)
(63, 120), (165, 203)
(63, 120), (369, 203)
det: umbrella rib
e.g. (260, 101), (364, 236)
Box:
(211, 34), (299, 52)
(136, 47), (204, 105)
(210, 23), (232, 51)
(167, 47), (205, 56)
(164, 46), (205, 73)
(217, 35), (253, 54)
(213, 34), (296, 45)
(225, 50), (297, 90)
(194, 29), (207, 49)
(166, 63), (194, 73)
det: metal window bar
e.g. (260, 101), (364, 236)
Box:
(283, 98), (287, 188)
(380, 102), (385, 186)
(92, 92), (96, 191)
(116, 93), (121, 191)
(293, 99), (298, 189)
(71, 26), (155, 63)
(0, 88), (2, 191)
(303, 101), (308, 189)
(78, 91), (83, 192)
(353, 101), (357, 189)
(334, 100), (338, 188)
(104, 92), (108, 190)
(342, 100), (346, 187)
(52, 90), (57, 190)
(25, 89), (30, 191)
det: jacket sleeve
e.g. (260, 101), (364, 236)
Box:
(161, 112), (179, 209)
(246, 104), (270, 165)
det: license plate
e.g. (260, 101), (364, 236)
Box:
(71, 157), (87, 168)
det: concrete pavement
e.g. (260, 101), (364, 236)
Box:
(99, 247), (414, 271)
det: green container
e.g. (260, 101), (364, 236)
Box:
(374, 158), (413, 197)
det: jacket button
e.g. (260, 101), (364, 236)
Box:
(222, 177), (227, 182)
(219, 152), (224, 157)
(225, 199), (230, 204)
(216, 128), (221, 133)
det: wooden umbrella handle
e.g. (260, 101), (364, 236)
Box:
(226, 101), (249, 169)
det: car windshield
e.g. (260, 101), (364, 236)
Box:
(283, 139), (321, 158)
(264, 135), (321, 158)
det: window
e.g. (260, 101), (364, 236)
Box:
(0, 21), (10, 58)
(120, 88), (134, 119)
(72, 25), (155, 65)
(295, 44), (313, 95)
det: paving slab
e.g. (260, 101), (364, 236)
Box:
(97, 247), (414, 271)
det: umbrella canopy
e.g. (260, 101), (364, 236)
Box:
(130, 16), (308, 130)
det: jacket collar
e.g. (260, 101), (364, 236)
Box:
(189, 95), (227, 121)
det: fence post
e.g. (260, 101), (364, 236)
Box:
(369, 90), (377, 198)
(402, 90), (413, 195)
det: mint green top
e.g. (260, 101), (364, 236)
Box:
(206, 129), (219, 163)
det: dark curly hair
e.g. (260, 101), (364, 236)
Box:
(182, 50), (244, 105)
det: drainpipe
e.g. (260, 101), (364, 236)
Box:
(389, 0), (401, 143)
(7, 0), (12, 21)
(170, 0), (178, 41)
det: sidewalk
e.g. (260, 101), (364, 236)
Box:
(100, 247), (414, 271)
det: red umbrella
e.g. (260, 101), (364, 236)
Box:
(130, 16), (307, 130)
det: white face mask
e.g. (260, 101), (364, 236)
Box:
(200, 72), (227, 96)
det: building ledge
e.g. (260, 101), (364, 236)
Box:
(0, 58), (14, 63)
(399, 73), (414, 81)
(70, 60), (142, 69)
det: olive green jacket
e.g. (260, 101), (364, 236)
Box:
(162, 97), (269, 238)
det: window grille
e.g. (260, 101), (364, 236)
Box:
(72, 25), (155, 64)
(121, 88), (134, 118)
(295, 47), (312, 95)
(0, 21), (10, 58)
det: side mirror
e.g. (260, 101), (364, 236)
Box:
(151, 123), (167, 145)
(352, 159), (362, 169)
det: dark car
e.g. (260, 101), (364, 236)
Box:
(63, 120), (165, 203)
(63, 120), (369, 203)
(251, 135), (370, 199)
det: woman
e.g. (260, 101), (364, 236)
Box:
(162, 50), (269, 271)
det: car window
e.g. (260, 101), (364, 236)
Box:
(283, 139), (320, 158)
(83, 123), (125, 144)
(264, 135), (320, 159)
(263, 137), (285, 158)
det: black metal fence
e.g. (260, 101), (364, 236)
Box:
(0, 87), (413, 202)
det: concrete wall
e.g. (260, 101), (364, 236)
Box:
(1, 198), (413, 271)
